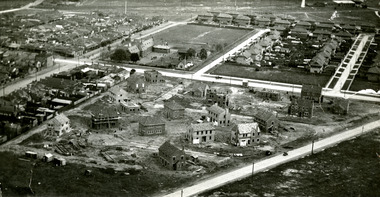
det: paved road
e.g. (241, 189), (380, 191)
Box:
(159, 119), (380, 197)
(0, 0), (44, 14)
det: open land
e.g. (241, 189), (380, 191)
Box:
(202, 129), (380, 197)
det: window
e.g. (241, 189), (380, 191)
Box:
(257, 139), (260, 142)
(210, 130), (212, 134)
(196, 131), (199, 135)
(205, 130), (208, 134)
(172, 156), (176, 161)
(209, 136), (212, 140)
(201, 131), (203, 135)
(181, 155), (184, 160)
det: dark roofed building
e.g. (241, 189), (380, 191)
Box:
(126, 74), (146, 93)
(144, 70), (165, 83)
(158, 141), (186, 170)
(207, 104), (231, 126)
(163, 100), (185, 119)
(233, 15), (251, 26)
(288, 98), (314, 118)
(197, 12), (214, 23)
(188, 82), (209, 98)
(252, 109), (278, 133)
(301, 84), (323, 103)
(91, 107), (120, 129)
(216, 13), (233, 25)
(139, 115), (165, 136)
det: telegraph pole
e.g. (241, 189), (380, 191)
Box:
(311, 139), (315, 155)
(124, 1), (127, 15)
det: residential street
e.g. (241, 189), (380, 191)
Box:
(0, 0), (45, 14)
(159, 119), (380, 197)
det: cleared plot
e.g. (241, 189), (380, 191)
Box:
(211, 64), (331, 86)
(152, 24), (252, 49)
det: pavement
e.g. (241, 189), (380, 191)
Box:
(159, 118), (380, 197)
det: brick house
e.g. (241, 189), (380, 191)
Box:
(288, 98), (314, 118)
(158, 141), (186, 170)
(126, 74), (146, 93)
(144, 70), (165, 83)
(188, 82), (209, 98)
(197, 12), (214, 23)
(207, 104), (231, 126)
(163, 100), (185, 119)
(187, 123), (215, 144)
(47, 113), (71, 136)
(206, 89), (230, 108)
(301, 84), (323, 103)
(216, 13), (233, 25)
(231, 122), (261, 147)
(252, 110), (278, 133)
(139, 116), (165, 136)
(256, 90), (281, 101)
(91, 108), (120, 129)
(108, 85), (129, 103)
(233, 15), (251, 26)
(35, 53), (53, 68)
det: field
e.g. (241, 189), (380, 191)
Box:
(152, 24), (252, 50)
(0, 0), (34, 10)
(210, 63), (331, 86)
(202, 129), (380, 197)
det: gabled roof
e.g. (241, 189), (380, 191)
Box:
(368, 66), (380, 74)
(235, 15), (250, 20)
(256, 17), (270, 22)
(139, 38), (154, 51)
(198, 12), (214, 17)
(217, 13), (233, 19)
(139, 115), (165, 126)
(164, 100), (185, 110)
(91, 107), (119, 119)
(51, 113), (69, 125)
(190, 123), (215, 131)
(291, 98), (314, 107)
(190, 82), (209, 92)
(291, 27), (309, 33)
(126, 74), (144, 84)
(233, 122), (260, 134)
(297, 21), (311, 26)
(109, 85), (128, 96)
(207, 104), (225, 114)
(253, 110), (275, 121)
(274, 19), (290, 25)
(128, 45), (140, 54)
(159, 141), (185, 157)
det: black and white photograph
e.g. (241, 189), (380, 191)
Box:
(0, 0), (379, 196)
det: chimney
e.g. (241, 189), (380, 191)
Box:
(301, 0), (305, 8)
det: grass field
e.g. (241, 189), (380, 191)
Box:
(152, 24), (252, 50)
(0, 0), (34, 10)
(210, 63), (331, 86)
(202, 128), (380, 197)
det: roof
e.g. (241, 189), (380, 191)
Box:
(256, 17), (270, 22)
(159, 141), (184, 157)
(51, 113), (69, 125)
(292, 98), (314, 107)
(190, 123), (215, 131)
(139, 115), (165, 126)
(368, 66), (380, 74)
(297, 21), (312, 26)
(274, 19), (290, 25)
(235, 15), (250, 20)
(139, 38), (154, 51)
(91, 107), (119, 119)
(190, 82), (208, 92)
(301, 84), (322, 95)
(198, 12), (214, 17)
(233, 122), (260, 134)
(253, 110), (275, 121)
(109, 85), (128, 96)
(128, 45), (140, 54)
(164, 100), (184, 110)
(291, 27), (309, 33)
(207, 104), (225, 114)
(126, 74), (144, 84)
(217, 13), (233, 19)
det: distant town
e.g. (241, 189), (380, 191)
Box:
(0, 0), (379, 196)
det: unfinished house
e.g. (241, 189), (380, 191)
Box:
(301, 84), (323, 103)
(252, 109), (279, 133)
(206, 104), (231, 126)
(163, 100), (185, 119)
(187, 123), (215, 144)
(158, 141), (186, 170)
(91, 108), (120, 129)
(144, 70), (165, 83)
(206, 89), (230, 107)
(288, 98), (314, 118)
(138, 116), (165, 136)
(231, 122), (261, 147)
(46, 113), (71, 137)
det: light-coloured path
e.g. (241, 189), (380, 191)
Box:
(0, 0), (44, 14)
(159, 119), (380, 197)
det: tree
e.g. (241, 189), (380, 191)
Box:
(130, 53), (140, 62)
(110, 49), (129, 62)
(199, 48), (208, 60)
(187, 48), (196, 58)
(130, 69), (136, 75)
(215, 44), (224, 52)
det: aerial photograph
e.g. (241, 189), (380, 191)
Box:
(0, 0), (379, 196)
